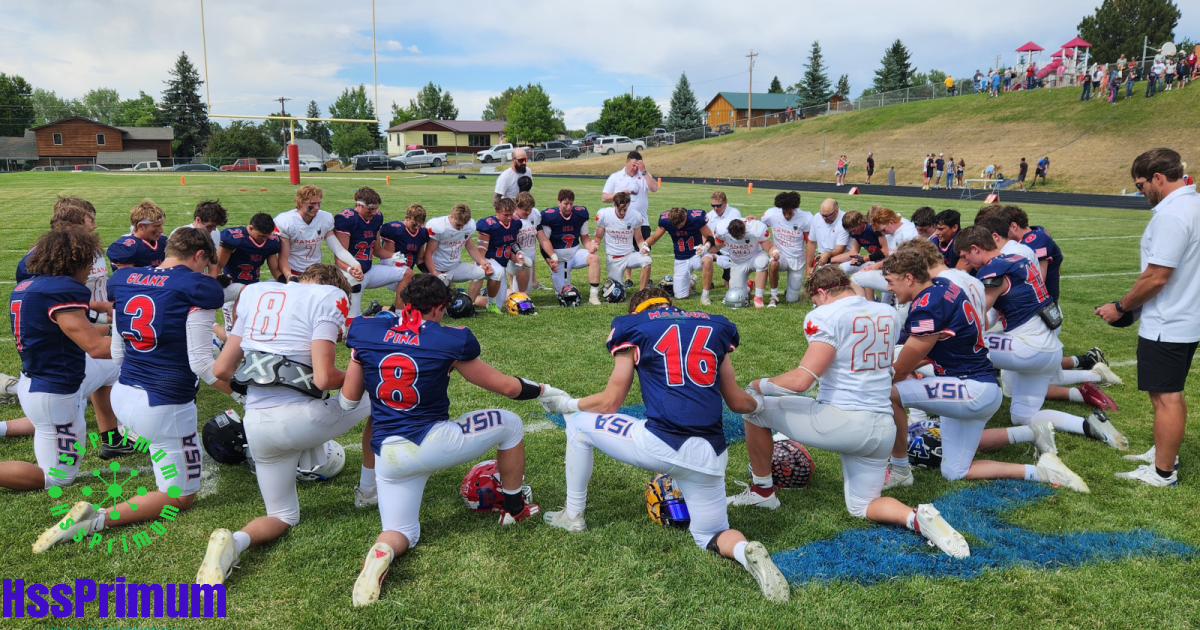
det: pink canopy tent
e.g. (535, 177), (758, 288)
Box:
(1015, 41), (1045, 69)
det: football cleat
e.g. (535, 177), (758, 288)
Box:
(33, 501), (102, 554)
(486, 303), (502, 315)
(196, 528), (239, 585)
(498, 503), (540, 525)
(624, 278), (634, 289)
(1035, 453), (1090, 493)
(361, 299), (383, 318)
(1078, 382), (1118, 411)
(1085, 347), (1107, 370)
(700, 294), (712, 306)
(354, 485), (378, 508)
(1091, 363), (1122, 386)
(588, 293), (602, 306)
(0, 372), (18, 404)
(98, 429), (137, 460)
(1115, 464), (1177, 487)
(543, 509), (587, 532)
(743, 541), (790, 602)
(915, 504), (970, 559)
(1085, 410), (1128, 450)
(726, 481), (781, 509)
(1123, 445), (1180, 469)
(882, 462), (914, 489)
(767, 296), (779, 308)
(352, 542), (394, 607)
(753, 296), (765, 309)
(1029, 421), (1058, 458)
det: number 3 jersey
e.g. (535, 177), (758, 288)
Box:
(607, 306), (739, 455)
(345, 317), (482, 453)
(803, 296), (897, 413)
(220, 227), (282, 284)
(109, 266), (225, 405)
(905, 277), (996, 384)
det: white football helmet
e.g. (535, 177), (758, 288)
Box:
(724, 287), (750, 309)
(296, 441), (346, 482)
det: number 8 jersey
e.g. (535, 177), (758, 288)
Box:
(606, 306), (739, 455)
(803, 295), (897, 414)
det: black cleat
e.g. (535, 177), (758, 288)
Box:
(98, 430), (136, 460)
(362, 300), (383, 318)
(1084, 347), (1107, 370)
(624, 279), (634, 289)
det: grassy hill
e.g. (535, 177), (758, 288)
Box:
(539, 84), (1200, 194)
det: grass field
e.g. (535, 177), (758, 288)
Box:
(1, 171), (1197, 629)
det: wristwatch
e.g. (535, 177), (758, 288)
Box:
(1114, 300), (1127, 314)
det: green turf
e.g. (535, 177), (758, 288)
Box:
(0, 172), (1196, 629)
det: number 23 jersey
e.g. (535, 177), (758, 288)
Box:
(803, 295), (897, 414)
(607, 306), (739, 455)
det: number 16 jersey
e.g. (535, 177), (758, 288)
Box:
(803, 295), (897, 414)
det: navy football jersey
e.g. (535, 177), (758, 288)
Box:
(475, 215), (522, 265)
(658, 209), (708, 261)
(852, 224), (884, 255)
(380, 221), (429, 269)
(977, 254), (1053, 331)
(540, 206), (590, 250)
(15, 248), (33, 282)
(930, 233), (959, 268)
(334, 208), (384, 272)
(220, 227), (282, 285)
(1020, 226), (1063, 300)
(905, 278), (996, 383)
(9, 276), (93, 394)
(106, 235), (168, 269)
(109, 266), (225, 405)
(607, 306), (739, 454)
(346, 316), (482, 453)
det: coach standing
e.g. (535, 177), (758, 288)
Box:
(493, 147), (532, 207)
(1096, 148), (1200, 487)
(602, 151), (658, 240)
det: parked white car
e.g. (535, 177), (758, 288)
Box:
(592, 136), (645, 155)
(120, 161), (172, 172)
(476, 143), (514, 163)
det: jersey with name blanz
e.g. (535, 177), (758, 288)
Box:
(930, 233), (960, 268)
(977, 254), (1053, 331)
(804, 296), (897, 413)
(658, 209), (708, 261)
(852, 224), (884, 254)
(905, 278), (995, 383)
(221, 227), (282, 285)
(476, 215), (522, 265)
(346, 317), (482, 453)
(9, 276), (92, 394)
(607, 306), (739, 454)
(334, 208), (384, 273)
(1020, 226), (1063, 300)
(541, 207), (590, 250)
(109, 266), (224, 405)
(106, 235), (168, 270)
(380, 221), (430, 269)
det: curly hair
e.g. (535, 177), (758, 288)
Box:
(354, 187), (382, 206)
(627, 286), (674, 314)
(26, 227), (101, 278)
(193, 200), (228, 227)
(294, 184), (323, 208)
(297, 263), (351, 296)
(400, 273), (452, 314)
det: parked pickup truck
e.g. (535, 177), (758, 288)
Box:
(390, 149), (447, 169)
(258, 157), (325, 172)
(476, 143), (513, 163)
(530, 141), (580, 161)
(219, 158), (260, 172)
(120, 160), (172, 172)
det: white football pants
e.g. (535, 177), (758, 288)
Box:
(985, 333), (1062, 425)
(111, 383), (203, 495)
(895, 377), (1004, 481)
(17, 356), (118, 487)
(551, 248), (591, 293)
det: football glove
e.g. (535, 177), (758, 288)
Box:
(216, 274), (233, 288)
(743, 384), (765, 418)
(640, 242), (651, 255)
(437, 273), (451, 286)
(695, 242), (711, 257)
(538, 386), (579, 415)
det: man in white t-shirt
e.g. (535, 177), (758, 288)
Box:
(601, 151), (658, 237)
(1098, 149), (1200, 487)
(713, 218), (776, 308)
(274, 185), (361, 281)
(807, 199), (851, 274)
(760, 191), (812, 306)
(425, 203), (503, 309)
(493, 148), (532, 206)
(595, 191), (652, 290)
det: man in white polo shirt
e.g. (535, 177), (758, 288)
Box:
(601, 151), (658, 240)
(493, 148), (532, 207)
(1097, 148), (1200, 487)
(806, 198), (850, 276)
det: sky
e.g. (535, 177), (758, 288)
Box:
(1, 1), (1195, 129)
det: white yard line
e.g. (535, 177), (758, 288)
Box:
(1055, 235), (1140, 241)
(1110, 355), (1200, 369)
(1061, 272), (1140, 279)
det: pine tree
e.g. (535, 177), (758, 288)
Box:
(160, 52), (210, 158)
(664, 73), (703, 132)
(873, 39), (915, 94)
(303, 101), (331, 153)
(409, 82), (458, 120)
(768, 76), (784, 94)
(793, 41), (833, 107)
(834, 74), (851, 99)
(1079, 0), (1181, 63)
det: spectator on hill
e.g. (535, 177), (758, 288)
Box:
(1017, 158), (1029, 191)
(835, 155), (847, 186)
(973, 70), (984, 93)
(1117, 54), (1127, 72)
(1148, 59), (1165, 98)
(1099, 64), (1110, 98)
(1026, 64), (1036, 90)
(934, 154), (945, 189)
(991, 71), (1002, 97)
(1056, 63), (1066, 87)
(865, 152), (875, 184)
(956, 159), (966, 187)
(1033, 157), (1050, 187)
(1164, 56), (1176, 91)
(1178, 54), (1190, 88)
(1189, 48), (1198, 79)
(888, 166), (896, 186)
(1109, 66), (1121, 103)
(945, 75), (956, 96)
(1003, 70), (1013, 92)
(1125, 62), (1137, 99)
(945, 155), (956, 189)
(1080, 69), (1092, 100)
(921, 154), (932, 189)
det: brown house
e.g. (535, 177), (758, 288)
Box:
(29, 116), (174, 168)
(704, 92), (801, 128)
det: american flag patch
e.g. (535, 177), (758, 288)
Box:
(1035, 247), (1047, 258)
(911, 319), (935, 333)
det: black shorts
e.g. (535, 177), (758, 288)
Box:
(1137, 336), (1199, 393)
(641, 226), (652, 240)
(867, 168), (874, 176)
(1018, 173), (1027, 181)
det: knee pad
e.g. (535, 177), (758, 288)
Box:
(45, 470), (77, 487)
(704, 530), (728, 554)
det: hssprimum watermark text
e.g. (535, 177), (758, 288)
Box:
(3, 578), (225, 618)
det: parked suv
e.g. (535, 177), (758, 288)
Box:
(592, 136), (646, 155)
(353, 155), (391, 170)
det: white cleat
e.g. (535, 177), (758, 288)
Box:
(1029, 421), (1058, 457)
(352, 542), (394, 607)
(882, 463), (914, 490)
(700, 294), (712, 306)
(354, 485), (378, 508)
(543, 508), (587, 533)
(1085, 410), (1129, 451)
(195, 528), (240, 585)
(0, 372), (18, 404)
(1035, 453), (1090, 493)
(915, 504), (970, 559)
(33, 501), (101, 554)
(589, 294), (602, 306)
(726, 481), (781, 509)
(1122, 445), (1180, 469)
(1115, 464), (1177, 487)
(743, 541), (789, 602)
(1091, 363), (1123, 386)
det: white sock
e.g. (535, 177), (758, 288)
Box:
(1032, 409), (1085, 435)
(754, 288), (764, 297)
(905, 510), (917, 531)
(770, 288), (778, 297)
(702, 289), (710, 297)
(1068, 388), (1085, 403)
(1056, 369), (1099, 386)
(1069, 356), (1080, 368)
(891, 456), (910, 469)
(233, 530), (251, 555)
(1024, 465), (1040, 481)
(751, 473), (773, 488)
(1007, 425), (1035, 444)
(0, 422), (7, 437)
(732, 540), (749, 568)
(359, 466), (376, 491)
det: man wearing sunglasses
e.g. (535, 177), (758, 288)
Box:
(494, 148), (532, 207)
(1097, 148), (1200, 487)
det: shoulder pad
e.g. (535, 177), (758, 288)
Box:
(980, 275), (1004, 288)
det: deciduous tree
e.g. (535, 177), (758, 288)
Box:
(329, 84), (380, 162)
(504, 83), (562, 144)
(595, 94), (662, 139)
(0, 73), (35, 137)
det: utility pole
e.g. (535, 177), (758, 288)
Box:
(275, 96), (292, 117)
(746, 50), (758, 129)
(995, 54), (1001, 71)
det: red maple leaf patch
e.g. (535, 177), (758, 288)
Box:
(335, 296), (350, 320)
(804, 320), (819, 336)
